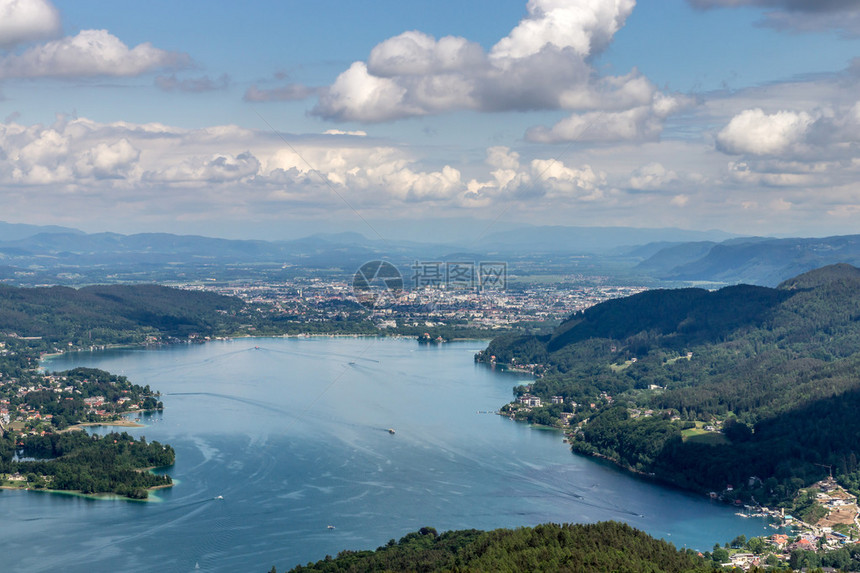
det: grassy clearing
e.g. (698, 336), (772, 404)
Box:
(609, 360), (634, 372)
(681, 427), (730, 446)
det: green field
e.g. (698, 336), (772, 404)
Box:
(682, 427), (730, 446)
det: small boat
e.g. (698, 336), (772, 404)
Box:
(387, 428), (396, 435)
(327, 525), (336, 530)
(214, 495), (223, 500)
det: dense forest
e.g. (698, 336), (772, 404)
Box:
(479, 264), (860, 503)
(0, 431), (174, 499)
(0, 283), (250, 344)
(284, 521), (712, 573)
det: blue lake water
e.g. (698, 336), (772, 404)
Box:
(1, 337), (778, 572)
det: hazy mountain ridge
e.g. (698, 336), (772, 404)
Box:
(637, 235), (860, 286)
(0, 221), (83, 242)
(4, 221), (860, 289)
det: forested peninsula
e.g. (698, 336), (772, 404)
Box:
(0, 284), (268, 498)
(479, 264), (860, 508)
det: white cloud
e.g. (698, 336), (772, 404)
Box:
(312, 0), (687, 141)
(0, 29), (188, 78)
(628, 162), (679, 190)
(74, 139), (139, 179)
(527, 93), (694, 143)
(316, 62), (423, 122)
(368, 31), (484, 76)
(146, 152), (261, 185)
(716, 108), (814, 156)
(0, 0), (60, 48)
(490, 0), (635, 59)
(670, 194), (689, 206)
(461, 146), (608, 205)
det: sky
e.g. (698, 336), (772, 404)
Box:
(2, 0), (860, 241)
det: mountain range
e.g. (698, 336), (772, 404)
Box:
(2, 220), (860, 287)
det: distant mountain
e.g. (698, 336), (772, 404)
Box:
(0, 229), (465, 282)
(477, 225), (735, 254)
(0, 221), (83, 242)
(636, 234), (860, 286)
(632, 241), (717, 274)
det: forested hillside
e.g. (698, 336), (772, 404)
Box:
(478, 264), (860, 503)
(0, 283), (248, 344)
(285, 522), (710, 573)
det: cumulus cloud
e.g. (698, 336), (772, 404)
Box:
(0, 29), (189, 78)
(490, 0), (635, 59)
(527, 93), (694, 143)
(628, 162), (679, 190)
(461, 146), (608, 206)
(156, 74), (230, 93)
(146, 152), (261, 185)
(0, 0), (60, 48)
(716, 108), (814, 155)
(713, 101), (860, 189)
(74, 138), (139, 179)
(687, 0), (860, 35)
(717, 102), (860, 157)
(312, 0), (686, 140)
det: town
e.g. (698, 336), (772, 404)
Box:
(177, 274), (648, 332)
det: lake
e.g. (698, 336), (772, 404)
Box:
(1, 337), (777, 572)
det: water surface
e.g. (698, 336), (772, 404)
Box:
(0, 337), (776, 572)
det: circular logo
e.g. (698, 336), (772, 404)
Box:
(352, 260), (403, 309)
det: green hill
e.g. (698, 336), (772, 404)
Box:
(478, 264), (860, 503)
(0, 283), (248, 344)
(285, 522), (710, 573)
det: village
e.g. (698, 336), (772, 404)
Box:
(0, 363), (158, 437)
(713, 477), (860, 570)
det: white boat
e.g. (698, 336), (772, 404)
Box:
(387, 428), (395, 435)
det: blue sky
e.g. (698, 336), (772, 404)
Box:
(2, 0), (860, 240)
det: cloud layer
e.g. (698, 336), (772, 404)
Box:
(688, 0), (860, 35)
(0, 116), (615, 216)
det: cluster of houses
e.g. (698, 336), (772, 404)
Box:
(516, 394), (576, 409)
(0, 373), (146, 432)
(719, 479), (860, 570)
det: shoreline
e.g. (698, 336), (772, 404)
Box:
(60, 419), (145, 433)
(41, 332), (493, 358)
(0, 481), (173, 502)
